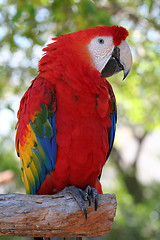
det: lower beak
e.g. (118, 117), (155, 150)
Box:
(101, 46), (130, 80)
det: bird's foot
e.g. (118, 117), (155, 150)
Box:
(61, 185), (98, 219)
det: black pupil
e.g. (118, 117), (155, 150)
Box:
(99, 39), (103, 43)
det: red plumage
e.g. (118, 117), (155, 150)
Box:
(16, 26), (129, 196)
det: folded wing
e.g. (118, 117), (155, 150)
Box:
(15, 76), (57, 194)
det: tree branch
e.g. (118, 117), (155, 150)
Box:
(0, 193), (117, 238)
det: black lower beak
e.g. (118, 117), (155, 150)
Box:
(101, 46), (124, 79)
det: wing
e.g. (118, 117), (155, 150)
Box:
(107, 84), (117, 159)
(98, 82), (117, 180)
(15, 76), (56, 194)
(107, 103), (117, 158)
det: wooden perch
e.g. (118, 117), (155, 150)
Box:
(0, 193), (117, 238)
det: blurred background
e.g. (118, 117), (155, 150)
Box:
(0, 0), (160, 239)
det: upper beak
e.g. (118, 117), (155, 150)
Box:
(101, 41), (132, 80)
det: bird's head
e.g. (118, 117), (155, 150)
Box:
(40, 25), (132, 82)
(88, 26), (132, 80)
(68, 25), (132, 80)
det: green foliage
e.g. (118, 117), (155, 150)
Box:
(0, 136), (23, 189)
(0, 0), (160, 239)
(103, 176), (160, 240)
(0, 237), (31, 240)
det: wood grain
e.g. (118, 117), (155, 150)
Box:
(0, 193), (117, 238)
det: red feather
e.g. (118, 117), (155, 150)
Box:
(16, 26), (126, 195)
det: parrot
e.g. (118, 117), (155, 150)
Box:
(15, 25), (132, 240)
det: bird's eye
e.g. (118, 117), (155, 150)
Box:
(98, 38), (104, 44)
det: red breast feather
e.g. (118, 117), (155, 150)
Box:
(18, 26), (124, 194)
(37, 27), (120, 193)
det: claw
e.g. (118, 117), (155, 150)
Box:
(91, 187), (98, 211)
(87, 195), (92, 206)
(60, 185), (99, 219)
(86, 185), (92, 195)
(95, 197), (98, 211)
(83, 207), (87, 219)
(79, 188), (88, 201)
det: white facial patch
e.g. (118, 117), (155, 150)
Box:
(88, 36), (114, 73)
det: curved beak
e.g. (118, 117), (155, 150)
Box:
(101, 40), (132, 80)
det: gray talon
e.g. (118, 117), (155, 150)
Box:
(60, 185), (99, 219)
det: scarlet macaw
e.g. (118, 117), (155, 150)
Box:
(15, 26), (132, 240)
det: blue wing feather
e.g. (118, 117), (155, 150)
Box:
(30, 114), (57, 194)
(49, 116), (57, 169)
(107, 110), (116, 159)
(16, 77), (57, 195)
(105, 82), (117, 160)
(38, 115), (56, 171)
